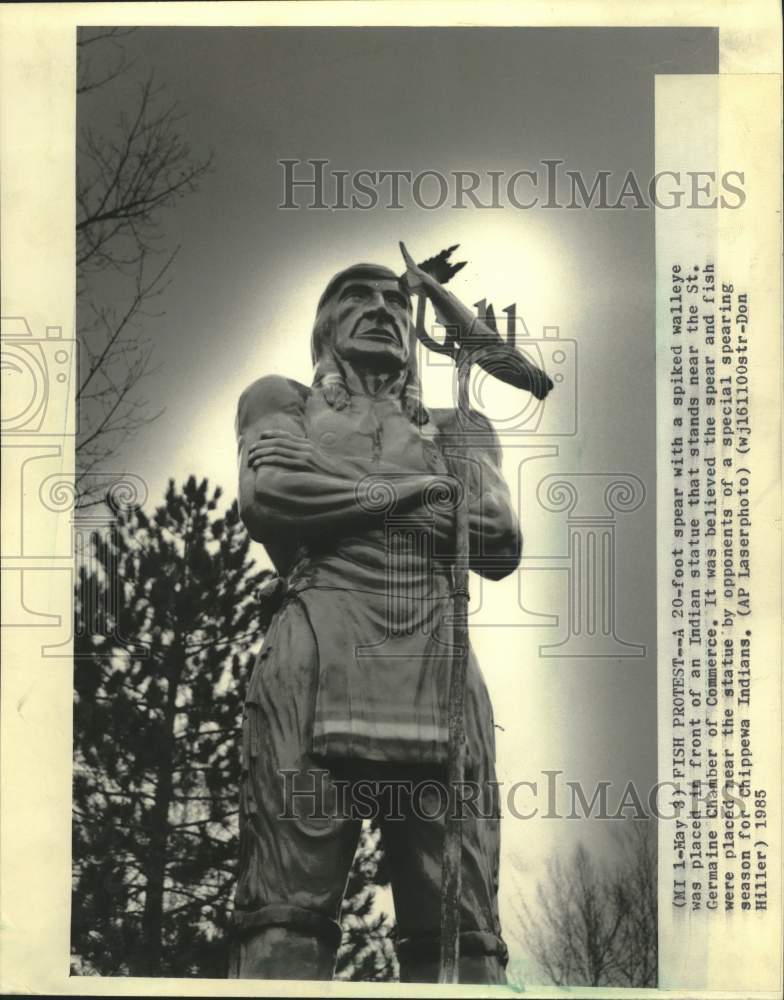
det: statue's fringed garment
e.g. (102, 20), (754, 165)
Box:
(290, 530), (488, 766)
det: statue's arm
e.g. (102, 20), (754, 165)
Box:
(434, 410), (522, 582)
(237, 375), (447, 544)
(468, 435), (522, 581)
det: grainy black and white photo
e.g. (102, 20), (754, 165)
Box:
(0, 5), (781, 998)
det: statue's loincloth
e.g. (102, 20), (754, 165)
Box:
(262, 532), (491, 766)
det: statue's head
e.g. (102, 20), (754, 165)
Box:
(311, 263), (427, 424)
(312, 263), (412, 371)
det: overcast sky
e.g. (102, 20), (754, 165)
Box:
(79, 25), (718, 982)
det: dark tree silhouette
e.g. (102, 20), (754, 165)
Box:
(513, 823), (657, 988)
(71, 477), (397, 979)
(71, 478), (267, 976)
(76, 29), (212, 503)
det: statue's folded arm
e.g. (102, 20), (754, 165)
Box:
(236, 374), (447, 546)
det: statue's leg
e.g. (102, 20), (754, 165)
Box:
(382, 775), (508, 984)
(380, 661), (508, 984)
(230, 907), (342, 980)
(396, 932), (508, 984)
(231, 601), (362, 980)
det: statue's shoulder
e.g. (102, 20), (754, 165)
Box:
(236, 375), (310, 438)
(429, 407), (502, 465)
(237, 374), (309, 422)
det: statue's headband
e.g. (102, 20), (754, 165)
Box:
(316, 263), (411, 312)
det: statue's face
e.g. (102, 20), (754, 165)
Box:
(330, 277), (411, 371)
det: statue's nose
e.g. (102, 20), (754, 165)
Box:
(367, 296), (394, 320)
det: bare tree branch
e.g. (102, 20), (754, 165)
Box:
(512, 823), (657, 988)
(77, 77), (213, 278)
(76, 33), (213, 507)
(77, 27), (138, 95)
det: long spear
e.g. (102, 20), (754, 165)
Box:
(402, 243), (554, 984)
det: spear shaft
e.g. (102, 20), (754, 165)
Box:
(408, 243), (553, 983)
(438, 355), (472, 985)
(411, 268), (470, 982)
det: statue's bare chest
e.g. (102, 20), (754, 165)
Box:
(304, 394), (447, 474)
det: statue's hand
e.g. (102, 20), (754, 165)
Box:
(399, 241), (439, 296)
(248, 430), (336, 476)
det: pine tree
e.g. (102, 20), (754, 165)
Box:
(72, 477), (267, 976)
(71, 476), (398, 980)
